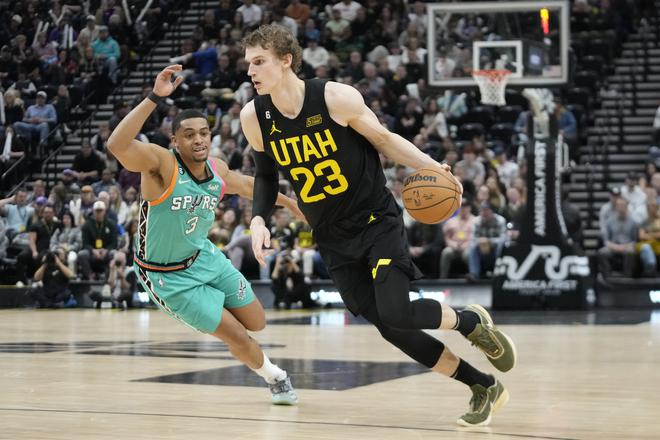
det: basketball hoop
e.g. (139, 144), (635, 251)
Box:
(472, 69), (511, 106)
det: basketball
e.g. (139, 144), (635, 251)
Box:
(402, 168), (461, 224)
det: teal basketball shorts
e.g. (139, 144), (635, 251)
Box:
(134, 242), (256, 333)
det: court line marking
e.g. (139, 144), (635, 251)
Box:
(0, 407), (580, 440)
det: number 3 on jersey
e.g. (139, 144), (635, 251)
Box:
(290, 159), (348, 203)
(185, 216), (199, 234)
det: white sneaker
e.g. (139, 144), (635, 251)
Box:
(269, 376), (298, 405)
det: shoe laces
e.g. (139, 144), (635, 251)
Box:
(469, 387), (488, 412)
(269, 377), (293, 395)
(471, 328), (499, 354)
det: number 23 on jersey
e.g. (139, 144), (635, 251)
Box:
(290, 159), (348, 203)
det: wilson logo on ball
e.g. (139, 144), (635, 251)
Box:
(404, 174), (437, 186)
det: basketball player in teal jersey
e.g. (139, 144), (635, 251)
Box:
(107, 64), (301, 405)
(240, 25), (517, 426)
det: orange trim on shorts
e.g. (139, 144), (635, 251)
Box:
(134, 257), (186, 272)
(149, 155), (178, 206)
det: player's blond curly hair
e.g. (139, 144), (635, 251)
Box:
(241, 24), (303, 73)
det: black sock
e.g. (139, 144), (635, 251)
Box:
(453, 309), (480, 337)
(451, 359), (494, 388)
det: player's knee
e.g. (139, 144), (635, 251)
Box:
(244, 316), (266, 332)
(377, 305), (411, 330)
(373, 266), (413, 326)
(374, 323), (397, 342)
(381, 314), (410, 330)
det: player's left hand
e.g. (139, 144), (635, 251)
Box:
(250, 217), (274, 267)
(153, 64), (184, 98)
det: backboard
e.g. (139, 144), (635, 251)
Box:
(427, 1), (570, 87)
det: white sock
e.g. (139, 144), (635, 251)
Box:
(252, 353), (286, 384)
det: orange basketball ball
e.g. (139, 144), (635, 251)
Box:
(402, 168), (461, 224)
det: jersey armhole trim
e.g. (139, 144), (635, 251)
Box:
(149, 155), (178, 207)
(208, 159), (226, 200)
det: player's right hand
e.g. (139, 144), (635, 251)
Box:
(436, 163), (464, 196)
(153, 64), (184, 98)
(250, 217), (273, 267)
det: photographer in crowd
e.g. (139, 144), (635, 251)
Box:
(270, 248), (317, 309)
(95, 251), (137, 310)
(16, 204), (60, 284)
(30, 247), (74, 308)
(268, 208), (320, 309)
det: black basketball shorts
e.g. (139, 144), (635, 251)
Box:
(313, 197), (422, 315)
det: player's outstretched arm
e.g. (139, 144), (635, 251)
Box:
(107, 64), (184, 173)
(326, 82), (457, 178)
(211, 158), (306, 221)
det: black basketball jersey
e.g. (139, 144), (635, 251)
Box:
(253, 79), (390, 228)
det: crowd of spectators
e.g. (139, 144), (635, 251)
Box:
(598, 153), (660, 277)
(0, 0), (174, 182)
(0, 0), (657, 309)
(597, 43), (660, 278)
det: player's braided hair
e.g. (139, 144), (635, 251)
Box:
(241, 24), (303, 73)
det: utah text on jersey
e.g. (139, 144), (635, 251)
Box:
(269, 128), (338, 166)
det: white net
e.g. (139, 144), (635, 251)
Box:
(472, 70), (511, 106)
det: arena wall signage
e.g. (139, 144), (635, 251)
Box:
(492, 117), (591, 309)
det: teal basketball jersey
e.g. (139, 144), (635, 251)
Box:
(135, 151), (225, 265)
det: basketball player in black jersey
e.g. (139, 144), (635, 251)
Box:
(240, 25), (517, 427)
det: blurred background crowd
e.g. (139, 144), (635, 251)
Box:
(1, 0), (659, 310)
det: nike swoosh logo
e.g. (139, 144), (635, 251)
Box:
(179, 179), (191, 184)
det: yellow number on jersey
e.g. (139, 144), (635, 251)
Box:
(290, 167), (325, 202)
(290, 159), (349, 203)
(315, 159), (348, 195)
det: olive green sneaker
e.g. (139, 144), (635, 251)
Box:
(457, 378), (509, 427)
(464, 304), (517, 372)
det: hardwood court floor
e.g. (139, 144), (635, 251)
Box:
(1, 308), (659, 440)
